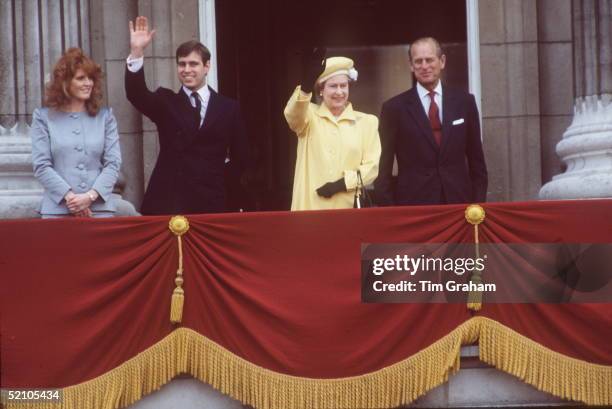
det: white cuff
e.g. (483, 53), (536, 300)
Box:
(343, 170), (358, 190)
(126, 55), (144, 72)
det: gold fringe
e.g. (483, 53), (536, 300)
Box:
(7, 318), (611, 409)
(475, 316), (612, 406)
(6, 322), (477, 409)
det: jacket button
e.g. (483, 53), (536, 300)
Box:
(77, 164), (85, 170)
(75, 145), (83, 151)
(79, 182), (87, 189)
(73, 129), (81, 134)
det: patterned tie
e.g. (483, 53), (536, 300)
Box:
(191, 91), (202, 127)
(428, 91), (442, 146)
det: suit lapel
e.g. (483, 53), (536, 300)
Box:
(403, 88), (439, 152)
(200, 87), (222, 133)
(164, 89), (199, 148)
(174, 88), (200, 132)
(440, 86), (455, 158)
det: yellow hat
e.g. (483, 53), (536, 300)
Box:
(317, 56), (358, 84)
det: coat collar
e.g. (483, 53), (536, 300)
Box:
(440, 86), (456, 157)
(175, 86), (220, 129)
(416, 81), (443, 102)
(403, 87), (440, 151)
(174, 88), (198, 132)
(402, 85), (458, 155)
(200, 87), (221, 132)
(315, 102), (357, 123)
(182, 84), (211, 103)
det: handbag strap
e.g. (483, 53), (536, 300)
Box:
(357, 170), (365, 188)
(354, 169), (371, 208)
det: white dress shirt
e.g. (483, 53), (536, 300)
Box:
(184, 85), (210, 127)
(416, 81), (443, 122)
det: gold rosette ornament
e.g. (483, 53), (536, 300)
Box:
(464, 205), (485, 311)
(169, 215), (190, 323)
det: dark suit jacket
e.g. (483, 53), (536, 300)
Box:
(125, 67), (248, 215)
(374, 86), (487, 206)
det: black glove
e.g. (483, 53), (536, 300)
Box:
(300, 47), (327, 94)
(316, 178), (346, 198)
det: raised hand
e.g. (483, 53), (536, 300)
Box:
(129, 16), (156, 58)
(309, 47), (327, 72)
(300, 47), (327, 93)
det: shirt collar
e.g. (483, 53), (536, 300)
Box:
(183, 84), (210, 102)
(417, 81), (443, 100)
(316, 102), (356, 122)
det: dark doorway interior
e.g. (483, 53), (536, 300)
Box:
(216, 0), (467, 211)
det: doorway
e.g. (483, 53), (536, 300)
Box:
(215, 0), (467, 211)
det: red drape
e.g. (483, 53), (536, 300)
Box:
(476, 200), (612, 365)
(1, 200), (611, 390)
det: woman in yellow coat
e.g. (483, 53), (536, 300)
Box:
(284, 50), (381, 211)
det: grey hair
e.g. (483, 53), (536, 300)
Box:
(408, 37), (443, 61)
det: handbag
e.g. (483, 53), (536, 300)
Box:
(353, 170), (373, 208)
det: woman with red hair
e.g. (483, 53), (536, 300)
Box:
(30, 48), (121, 218)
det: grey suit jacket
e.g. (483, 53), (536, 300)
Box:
(30, 107), (122, 215)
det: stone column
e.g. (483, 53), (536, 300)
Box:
(537, 0), (574, 184)
(89, 0), (144, 209)
(0, 0), (91, 218)
(479, 0), (543, 202)
(540, 0), (612, 199)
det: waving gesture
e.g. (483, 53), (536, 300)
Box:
(300, 47), (327, 94)
(129, 16), (156, 58)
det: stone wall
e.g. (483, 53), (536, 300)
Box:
(537, 0), (574, 184)
(0, 0), (91, 218)
(479, 0), (545, 202)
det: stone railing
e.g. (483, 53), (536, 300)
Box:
(0, 122), (44, 218)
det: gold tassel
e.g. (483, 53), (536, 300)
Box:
(466, 289), (483, 311)
(464, 205), (485, 311)
(170, 277), (184, 323)
(169, 216), (189, 324)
